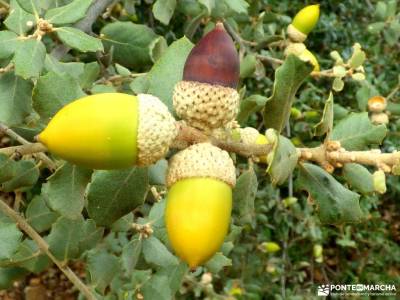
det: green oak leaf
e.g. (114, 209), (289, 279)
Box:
(298, 163), (363, 225)
(263, 55), (313, 133)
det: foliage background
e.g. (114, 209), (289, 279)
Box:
(0, 0), (399, 299)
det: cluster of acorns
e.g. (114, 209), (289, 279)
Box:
(38, 5), (319, 269)
(167, 23), (239, 268)
(38, 22), (268, 268)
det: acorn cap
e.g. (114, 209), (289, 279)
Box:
(287, 24), (307, 43)
(370, 112), (389, 125)
(183, 22), (239, 89)
(166, 143), (236, 188)
(236, 127), (269, 164)
(284, 42), (306, 55)
(368, 96), (387, 113)
(173, 80), (239, 131)
(237, 127), (260, 144)
(137, 94), (178, 166)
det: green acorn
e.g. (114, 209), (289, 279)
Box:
(287, 4), (320, 42)
(38, 93), (177, 169)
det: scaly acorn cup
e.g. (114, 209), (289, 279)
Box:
(234, 127), (271, 164)
(173, 22), (240, 131)
(38, 93), (177, 169)
(287, 4), (320, 42)
(165, 143), (236, 268)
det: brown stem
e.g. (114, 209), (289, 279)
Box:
(175, 124), (400, 172)
(172, 122), (273, 157)
(257, 55), (358, 79)
(0, 123), (57, 171)
(311, 68), (354, 78)
(1, 123), (400, 173)
(0, 143), (47, 156)
(0, 63), (14, 73)
(212, 138), (271, 157)
(328, 150), (400, 170)
(299, 145), (400, 173)
(256, 54), (284, 65)
(0, 198), (96, 300)
(13, 191), (23, 211)
(94, 72), (147, 85)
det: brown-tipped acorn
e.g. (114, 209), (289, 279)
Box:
(183, 22), (239, 88)
(173, 22), (240, 131)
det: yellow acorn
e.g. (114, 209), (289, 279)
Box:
(173, 22), (240, 131)
(283, 196), (298, 207)
(313, 244), (323, 263)
(261, 242), (281, 253)
(38, 93), (177, 169)
(165, 143), (236, 268)
(288, 4), (320, 42)
(229, 287), (244, 296)
(235, 127), (270, 164)
(291, 107), (303, 119)
(373, 170), (387, 194)
(285, 43), (319, 71)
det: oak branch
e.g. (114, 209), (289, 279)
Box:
(1, 122), (399, 173)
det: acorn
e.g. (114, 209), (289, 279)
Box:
(373, 170), (387, 194)
(235, 127), (271, 164)
(261, 242), (281, 253)
(165, 143), (236, 268)
(313, 244), (323, 263)
(38, 93), (177, 169)
(173, 22), (240, 131)
(287, 4), (320, 42)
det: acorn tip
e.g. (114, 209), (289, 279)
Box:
(215, 21), (225, 30)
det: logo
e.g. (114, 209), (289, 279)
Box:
(356, 284), (364, 292)
(317, 285), (330, 296)
(316, 284), (397, 297)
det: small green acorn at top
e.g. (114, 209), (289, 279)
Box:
(292, 4), (320, 35)
(287, 4), (320, 42)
